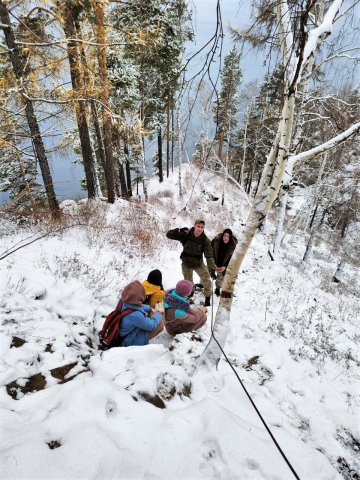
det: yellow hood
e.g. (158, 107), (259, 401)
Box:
(142, 280), (161, 295)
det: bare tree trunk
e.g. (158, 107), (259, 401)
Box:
(124, 143), (132, 197)
(73, 15), (106, 191)
(158, 126), (163, 182)
(303, 208), (326, 263)
(273, 193), (288, 256)
(118, 159), (128, 198)
(0, 2), (60, 215)
(113, 134), (128, 199)
(237, 104), (251, 185)
(217, 128), (224, 167)
(17, 155), (37, 212)
(93, 0), (115, 203)
(90, 103), (106, 174)
(333, 259), (345, 283)
(306, 152), (328, 229)
(309, 203), (319, 230)
(166, 88), (171, 177)
(221, 119), (232, 206)
(61, 1), (98, 200)
(171, 109), (175, 172)
(177, 112), (182, 197)
(137, 120), (148, 201)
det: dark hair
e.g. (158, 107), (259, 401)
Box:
(223, 228), (232, 236)
(147, 269), (164, 290)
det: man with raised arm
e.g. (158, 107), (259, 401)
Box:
(166, 218), (216, 306)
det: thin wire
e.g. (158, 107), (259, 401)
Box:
(208, 297), (301, 480)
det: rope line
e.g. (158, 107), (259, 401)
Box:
(208, 280), (301, 480)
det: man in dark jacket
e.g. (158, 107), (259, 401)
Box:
(166, 218), (216, 306)
(211, 228), (238, 296)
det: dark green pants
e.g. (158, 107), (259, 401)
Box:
(181, 262), (212, 297)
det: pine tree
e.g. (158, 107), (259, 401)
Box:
(232, 66), (284, 194)
(0, 2), (60, 215)
(213, 47), (242, 167)
(56, 0), (99, 200)
(111, 0), (191, 184)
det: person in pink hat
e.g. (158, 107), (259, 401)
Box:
(163, 280), (207, 336)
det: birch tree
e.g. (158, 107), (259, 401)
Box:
(198, 0), (360, 370)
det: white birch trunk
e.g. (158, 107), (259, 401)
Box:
(197, 0), (349, 371)
(198, 94), (296, 369)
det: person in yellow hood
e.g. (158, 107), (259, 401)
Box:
(142, 269), (165, 308)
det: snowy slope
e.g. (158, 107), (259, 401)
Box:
(0, 165), (359, 480)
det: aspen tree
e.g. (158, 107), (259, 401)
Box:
(198, 0), (360, 370)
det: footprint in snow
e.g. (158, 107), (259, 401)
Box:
(199, 438), (231, 479)
(105, 398), (117, 417)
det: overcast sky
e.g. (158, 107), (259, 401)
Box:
(187, 0), (266, 85)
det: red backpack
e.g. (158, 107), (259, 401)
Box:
(99, 300), (135, 349)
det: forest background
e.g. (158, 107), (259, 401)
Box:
(1, 0), (360, 366)
(0, 0), (359, 217)
(0, 1), (360, 478)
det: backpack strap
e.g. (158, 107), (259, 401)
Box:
(99, 300), (135, 348)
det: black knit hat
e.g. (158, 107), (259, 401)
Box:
(147, 269), (163, 288)
(223, 228), (232, 236)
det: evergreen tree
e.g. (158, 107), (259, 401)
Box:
(111, 0), (191, 183)
(213, 47), (242, 167)
(0, 1), (60, 215)
(232, 66), (284, 193)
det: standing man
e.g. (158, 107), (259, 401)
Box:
(211, 228), (238, 296)
(166, 218), (216, 306)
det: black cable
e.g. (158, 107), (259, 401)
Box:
(208, 294), (301, 480)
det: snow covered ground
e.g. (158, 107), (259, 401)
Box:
(0, 166), (359, 480)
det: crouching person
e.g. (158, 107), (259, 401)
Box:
(164, 280), (207, 336)
(119, 280), (164, 346)
(142, 269), (165, 309)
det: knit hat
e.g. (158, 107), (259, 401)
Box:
(175, 279), (193, 298)
(147, 269), (163, 288)
(121, 280), (146, 306)
(223, 228), (232, 236)
(194, 218), (205, 226)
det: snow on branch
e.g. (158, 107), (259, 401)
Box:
(302, 0), (343, 65)
(287, 0), (344, 86)
(289, 121), (360, 166)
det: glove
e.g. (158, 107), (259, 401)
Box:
(210, 270), (217, 280)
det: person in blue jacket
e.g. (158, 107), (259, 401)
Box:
(118, 280), (164, 346)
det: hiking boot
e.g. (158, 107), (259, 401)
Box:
(215, 287), (220, 297)
(204, 296), (211, 307)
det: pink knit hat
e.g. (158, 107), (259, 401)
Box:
(175, 280), (193, 297)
